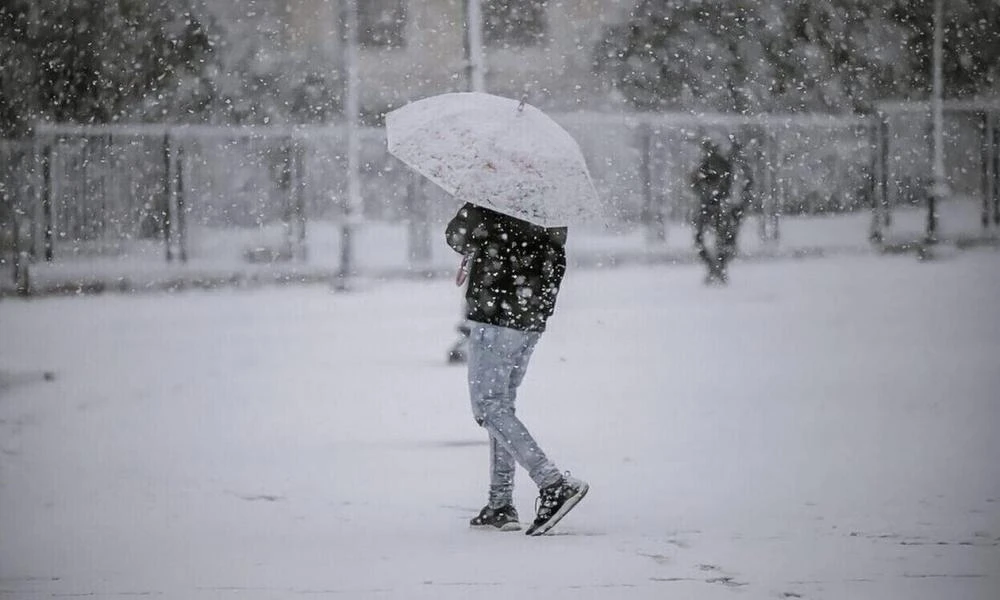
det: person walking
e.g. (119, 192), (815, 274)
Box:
(445, 202), (588, 536)
(690, 138), (738, 284)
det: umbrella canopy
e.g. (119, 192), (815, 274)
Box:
(386, 92), (599, 227)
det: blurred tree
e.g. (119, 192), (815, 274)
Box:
(890, 0), (1000, 100)
(594, 0), (1000, 113)
(146, 0), (345, 126)
(593, 0), (747, 112)
(765, 0), (912, 113)
(0, 0), (347, 133)
(0, 0), (210, 136)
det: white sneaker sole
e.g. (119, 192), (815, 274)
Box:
(470, 521), (522, 532)
(527, 481), (589, 536)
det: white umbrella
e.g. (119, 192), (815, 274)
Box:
(385, 92), (599, 227)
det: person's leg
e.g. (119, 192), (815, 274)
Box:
(697, 201), (725, 283)
(487, 435), (516, 509)
(693, 205), (712, 269)
(718, 206), (744, 281)
(713, 211), (731, 280)
(468, 323), (561, 491)
(483, 332), (539, 506)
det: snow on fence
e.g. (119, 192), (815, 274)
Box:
(2, 107), (998, 284)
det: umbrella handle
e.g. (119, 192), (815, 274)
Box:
(456, 253), (473, 287)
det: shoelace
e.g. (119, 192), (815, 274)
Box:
(534, 481), (567, 519)
(533, 495), (556, 520)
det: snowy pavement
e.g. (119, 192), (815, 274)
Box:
(1, 250), (999, 599)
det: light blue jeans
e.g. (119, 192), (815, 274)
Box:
(467, 322), (561, 509)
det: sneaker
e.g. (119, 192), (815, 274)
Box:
(469, 504), (521, 531)
(525, 475), (589, 536)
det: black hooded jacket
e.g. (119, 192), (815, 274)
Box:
(690, 146), (733, 208)
(445, 203), (567, 332)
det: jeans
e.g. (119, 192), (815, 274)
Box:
(467, 322), (561, 508)
(694, 199), (743, 277)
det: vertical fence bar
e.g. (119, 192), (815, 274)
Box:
(879, 115), (891, 228)
(983, 112), (992, 229)
(41, 143), (54, 262)
(163, 131), (173, 262)
(928, 0), (944, 244)
(991, 112), (1000, 227)
(638, 121), (651, 234)
(9, 145), (30, 292)
(102, 132), (113, 242)
(285, 136), (307, 261)
(295, 139), (307, 259)
(768, 132), (781, 243)
(757, 133), (768, 242)
(176, 141), (187, 263)
(13, 208), (29, 295)
(281, 135), (308, 261)
(65, 141), (77, 242)
(337, 0), (361, 289)
(639, 121), (666, 243)
(281, 137), (293, 258)
(869, 117), (883, 244)
(29, 138), (39, 261)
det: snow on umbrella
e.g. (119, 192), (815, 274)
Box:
(386, 92), (600, 228)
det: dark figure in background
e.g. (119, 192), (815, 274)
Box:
(690, 139), (750, 285)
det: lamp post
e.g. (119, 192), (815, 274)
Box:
(465, 0), (486, 92)
(928, 0), (945, 244)
(337, 0), (361, 289)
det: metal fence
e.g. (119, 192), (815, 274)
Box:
(872, 101), (1000, 239)
(2, 107), (998, 292)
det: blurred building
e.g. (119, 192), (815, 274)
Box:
(282, 0), (629, 118)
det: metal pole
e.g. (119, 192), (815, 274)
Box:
(465, 0), (486, 92)
(993, 115), (1000, 226)
(337, 0), (361, 288)
(10, 145), (30, 293)
(869, 118), (883, 244)
(12, 210), (30, 295)
(928, 0), (945, 243)
(176, 143), (187, 263)
(42, 144), (54, 262)
(163, 132), (173, 262)
(880, 116), (891, 228)
(983, 112), (992, 229)
(286, 137), (307, 260)
(768, 134), (781, 243)
(295, 141), (307, 257)
(282, 138), (294, 257)
(638, 122), (663, 242)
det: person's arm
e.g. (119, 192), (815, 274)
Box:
(445, 203), (487, 255)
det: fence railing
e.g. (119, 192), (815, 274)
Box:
(2, 107), (998, 293)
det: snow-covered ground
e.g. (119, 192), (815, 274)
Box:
(1, 250), (999, 599)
